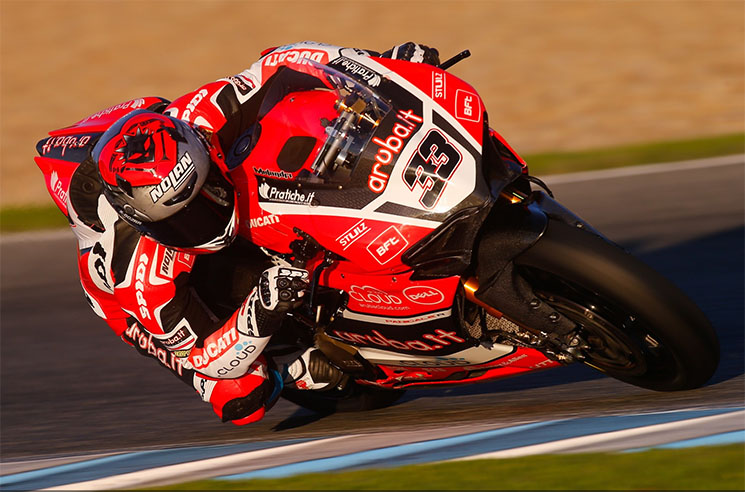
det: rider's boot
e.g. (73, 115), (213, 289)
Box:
(274, 347), (346, 391)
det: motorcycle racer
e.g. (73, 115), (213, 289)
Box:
(57, 41), (440, 425)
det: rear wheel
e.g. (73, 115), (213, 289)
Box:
(513, 220), (719, 390)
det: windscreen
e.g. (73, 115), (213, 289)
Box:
(256, 61), (392, 184)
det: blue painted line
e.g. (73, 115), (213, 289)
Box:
(220, 420), (555, 480)
(625, 430), (745, 452)
(220, 407), (744, 481)
(0, 438), (315, 491)
(656, 430), (744, 448)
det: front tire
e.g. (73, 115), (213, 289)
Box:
(513, 220), (719, 391)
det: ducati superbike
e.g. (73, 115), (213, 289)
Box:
(36, 50), (720, 414)
(232, 53), (719, 412)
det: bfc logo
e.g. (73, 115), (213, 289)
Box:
(366, 226), (409, 265)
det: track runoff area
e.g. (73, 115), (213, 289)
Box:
(2, 155), (743, 489)
(1, 407), (742, 489)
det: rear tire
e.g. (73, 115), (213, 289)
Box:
(513, 220), (719, 390)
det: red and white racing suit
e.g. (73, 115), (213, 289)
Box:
(69, 42), (437, 425)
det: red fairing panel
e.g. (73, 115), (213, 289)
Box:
(322, 269), (459, 317)
(366, 347), (561, 389)
(373, 57), (486, 145)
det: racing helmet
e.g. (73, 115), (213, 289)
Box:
(92, 110), (238, 253)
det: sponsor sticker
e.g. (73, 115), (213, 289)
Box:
(258, 182), (316, 205)
(160, 248), (176, 277)
(153, 319), (197, 352)
(82, 98), (146, 122)
(248, 214), (280, 228)
(263, 48), (328, 67)
(403, 286), (445, 305)
(182, 89), (209, 121)
(49, 171), (68, 206)
(41, 135), (92, 157)
(134, 253), (150, 320)
(336, 219), (371, 250)
(455, 89), (481, 123)
(189, 327), (239, 369)
(332, 328), (466, 352)
(366, 226), (409, 265)
(329, 56), (382, 87)
(432, 72), (446, 100)
(228, 74), (254, 96)
(149, 152), (196, 203)
(367, 109), (423, 193)
(124, 323), (186, 376)
(255, 168), (294, 180)
(348, 285), (405, 311)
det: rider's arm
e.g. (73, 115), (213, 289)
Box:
(68, 187), (132, 336)
(110, 232), (307, 380)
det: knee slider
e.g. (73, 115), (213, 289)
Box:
(220, 377), (274, 422)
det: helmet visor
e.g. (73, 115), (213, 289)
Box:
(136, 165), (236, 250)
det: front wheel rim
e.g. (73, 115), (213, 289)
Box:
(519, 266), (678, 381)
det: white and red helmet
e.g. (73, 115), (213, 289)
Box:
(93, 110), (237, 253)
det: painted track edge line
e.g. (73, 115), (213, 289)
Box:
(38, 435), (357, 491)
(451, 409), (745, 461)
(542, 153), (743, 184)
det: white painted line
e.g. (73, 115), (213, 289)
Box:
(451, 409), (745, 461)
(542, 154), (743, 184)
(41, 435), (356, 491)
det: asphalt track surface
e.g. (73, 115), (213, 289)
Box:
(1, 157), (743, 464)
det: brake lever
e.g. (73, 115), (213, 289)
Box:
(439, 49), (471, 70)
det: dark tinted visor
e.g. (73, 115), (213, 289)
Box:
(137, 165), (236, 250)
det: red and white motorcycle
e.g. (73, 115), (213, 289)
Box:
(38, 51), (720, 413)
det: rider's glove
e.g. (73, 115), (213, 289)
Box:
(382, 42), (440, 66)
(258, 265), (309, 313)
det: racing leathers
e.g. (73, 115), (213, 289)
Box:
(66, 41), (439, 425)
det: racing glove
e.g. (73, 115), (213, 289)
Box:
(258, 265), (309, 314)
(382, 42), (440, 66)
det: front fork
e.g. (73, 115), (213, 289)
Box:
(465, 184), (606, 362)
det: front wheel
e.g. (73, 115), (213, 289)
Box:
(513, 220), (719, 391)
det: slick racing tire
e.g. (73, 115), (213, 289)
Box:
(281, 382), (405, 414)
(513, 219), (719, 391)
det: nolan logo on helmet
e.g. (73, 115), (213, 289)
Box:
(149, 152), (196, 203)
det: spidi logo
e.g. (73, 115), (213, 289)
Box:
(258, 182), (316, 205)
